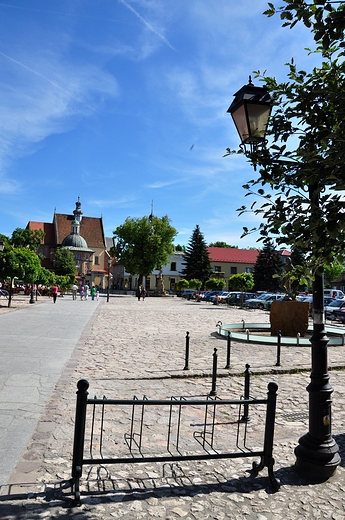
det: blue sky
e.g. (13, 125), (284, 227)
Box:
(0, 1), (315, 247)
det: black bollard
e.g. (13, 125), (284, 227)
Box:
(225, 331), (231, 369)
(209, 348), (218, 396)
(184, 331), (190, 370)
(276, 330), (281, 367)
(240, 364), (251, 422)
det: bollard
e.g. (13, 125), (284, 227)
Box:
(242, 319), (245, 329)
(225, 331), (231, 369)
(209, 348), (218, 396)
(246, 328), (250, 341)
(297, 332), (300, 345)
(276, 330), (281, 366)
(184, 331), (190, 370)
(342, 334), (345, 347)
(240, 364), (251, 422)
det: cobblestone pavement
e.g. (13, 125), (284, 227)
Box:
(2, 295), (345, 519)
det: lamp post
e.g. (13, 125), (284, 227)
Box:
(107, 257), (111, 303)
(228, 78), (340, 480)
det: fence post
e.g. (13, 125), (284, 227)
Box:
(276, 330), (281, 367)
(184, 331), (190, 370)
(209, 348), (218, 396)
(253, 381), (280, 491)
(240, 364), (251, 422)
(224, 331), (231, 369)
(71, 379), (89, 481)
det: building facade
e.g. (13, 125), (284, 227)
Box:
(27, 198), (111, 289)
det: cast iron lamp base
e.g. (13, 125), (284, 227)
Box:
(295, 434), (340, 481)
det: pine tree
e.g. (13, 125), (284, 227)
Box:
(180, 225), (212, 285)
(253, 242), (283, 292)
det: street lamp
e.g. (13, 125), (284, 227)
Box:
(106, 256), (112, 303)
(227, 76), (272, 155)
(228, 79), (340, 480)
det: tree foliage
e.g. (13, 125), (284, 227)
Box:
(208, 241), (238, 248)
(324, 259), (345, 286)
(180, 225), (212, 285)
(0, 244), (42, 307)
(228, 272), (254, 292)
(253, 242), (283, 292)
(10, 228), (45, 252)
(227, 0), (345, 276)
(54, 247), (77, 277)
(113, 215), (177, 285)
(205, 278), (226, 291)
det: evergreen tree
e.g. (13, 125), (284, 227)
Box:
(180, 225), (212, 285)
(253, 242), (283, 292)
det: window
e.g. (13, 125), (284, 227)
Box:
(245, 267), (252, 273)
(170, 262), (177, 271)
(214, 266), (221, 272)
(231, 267), (237, 274)
(75, 253), (81, 261)
(94, 256), (99, 265)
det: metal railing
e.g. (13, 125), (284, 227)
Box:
(70, 377), (280, 505)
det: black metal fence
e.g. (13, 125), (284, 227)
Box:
(70, 377), (280, 505)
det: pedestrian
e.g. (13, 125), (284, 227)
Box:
(141, 287), (147, 300)
(80, 286), (84, 300)
(52, 284), (59, 304)
(72, 283), (78, 300)
(91, 286), (96, 301)
(84, 284), (89, 300)
(96, 288), (100, 300)
(136, 285), (142, 301)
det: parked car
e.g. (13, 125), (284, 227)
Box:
(204, 290), (224, 302)
(333, 307), (345, 324)
(181, 289), (196, 299)
(265, 295), (285, 311)
(226, 292), (256, 306)
(245, 293), (275, 309)
(211, 291), (232, 304)
(325, 299), (345, 320)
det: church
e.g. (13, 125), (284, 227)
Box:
(27, 198), (111, 290)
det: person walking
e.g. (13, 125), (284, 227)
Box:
(80, 286), (84, 300)
(84, 284), (89, 301)
(72, 283), (78, 300)
(141, 287), (147, 300)
(52, 284), (59, 304)
(136, 285), (142, 301)
(91, 286), (96, 301)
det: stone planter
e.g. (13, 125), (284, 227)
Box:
(270, 300), (310, 337)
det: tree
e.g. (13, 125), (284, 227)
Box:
(228, 272), (254, 292)
(176, 278), (189, 293)
(10, 228), (45, 252)
(189, 278), (202, 289)
(228, 3), (345, 275)
(113, 215), (177, 288)
(324, 259), (344, 287)
(209, 241), (238, 248)
(253, 242), (283, 292)
(54, 247), (77, 277)
(205, 278), (226, 291)
(175, 244), (186, 252)
(0, 244), (42, 307)
(180, 225), (212, 286)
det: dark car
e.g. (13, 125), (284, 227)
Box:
(325, 299), (345, 320)
(333, 307), (345, 324)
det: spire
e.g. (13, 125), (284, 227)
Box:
(73, 196), (83, 222)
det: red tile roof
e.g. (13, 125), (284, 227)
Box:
(54, 214), (105, 249)
(27, 222), (56, 245)
(207, 247), (259, 264)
